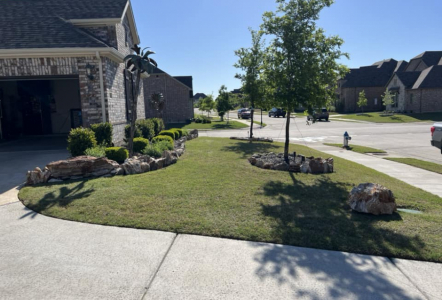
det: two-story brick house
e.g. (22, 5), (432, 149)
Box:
(0, 0), (145, 143)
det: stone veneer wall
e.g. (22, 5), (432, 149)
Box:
(405, 89), (442, 113)
(143, 74), (193, 123)
(0, 57), (105, 127)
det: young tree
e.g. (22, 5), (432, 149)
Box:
(357, 90), (367, 113)
(215, 85), (233, 121)
(261, 0), (348, 161)
(200, 95), (215, 117)
(234, 29), (265, 139)
(124, 45), (158, 156)
(382, 89), (395, 112)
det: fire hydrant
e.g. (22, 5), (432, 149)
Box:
(343, 131), (352, 148)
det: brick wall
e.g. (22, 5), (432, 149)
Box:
(144, 74), (193, 123)
(83, 26), (117, 48)
(406, 89), (442, 113)
(340, 86), (385, 112)
(0, 56), (104, 127)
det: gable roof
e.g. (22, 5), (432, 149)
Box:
(394, 72), (421, 89)
(174, 76), (193, 90)
(405, 51), (442, 72)
(0, 0), (140, 51)
(0, 17), (109, 50)
(412, 65), (442, 89)
(193, 93), (207, 99)
(0, 0), (128, 20)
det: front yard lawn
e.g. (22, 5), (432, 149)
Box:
(324, 143), (386, 154)
(167, 120), (248, 130)
(384, 157), (442, 175)
(19, 138), (442, 262)
(330, 112), (442, 123)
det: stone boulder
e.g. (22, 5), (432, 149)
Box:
(187, 129), (198, 140)
(46, 156), (119, 180)
(348, 183), (397, 215)
(26, 167), (51, 185)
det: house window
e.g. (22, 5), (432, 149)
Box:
(374, 98), (378, 105)
(392, 93), (398, 108)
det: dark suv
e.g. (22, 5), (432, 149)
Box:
(307, 108), (329, 121)
(268, 108), (286, 118)
(237, 108), (251, 119)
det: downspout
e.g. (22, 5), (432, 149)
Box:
(96, 51), (106, 123)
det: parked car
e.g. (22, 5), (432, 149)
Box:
(237, 108), (247, 118)
(431, 123), (442, 154)
(268, 108), (286, 118)
(239, 109), (251, 119)
(307, 108), (329, 121)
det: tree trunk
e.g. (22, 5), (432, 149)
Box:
(249, 109), (254, 139)
(220, 114), (224, 121)
(128, 71), (141, 157)
(284, 111), (290, 162)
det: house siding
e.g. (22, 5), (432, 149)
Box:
(340, 86), (385, 113)
(144, 74), (193, 123)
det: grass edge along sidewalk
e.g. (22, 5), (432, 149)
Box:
(330, 112), (442, 123)
(384, 157), (442, 175)
(324, 143), (386, 154)
(19, 137), (442, 262)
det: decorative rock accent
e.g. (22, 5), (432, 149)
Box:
(249, 153), (333, 174)
(25, 130), (199, 185)
(26, 167), (51, 185)
(348, 183), (397, 215)
(231, 137), (273, 143)
(46, 156), (119, 180)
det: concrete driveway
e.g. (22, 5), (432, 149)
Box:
(0, 136), (69, 206)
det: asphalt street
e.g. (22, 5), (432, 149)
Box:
(200, 110), (442, 164)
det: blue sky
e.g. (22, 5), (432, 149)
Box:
(132, 0), (442, 96)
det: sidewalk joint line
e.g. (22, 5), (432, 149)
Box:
(140, 233), (178, 300)
(388, 258), (431, 300)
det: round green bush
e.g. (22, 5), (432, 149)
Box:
(156, 140), (174, 151)
(67, 127), (97, 157)
(158, 130), (177, 140)
(142, 144), (162, 158)
(152, 135), (174, 144)
(181, 129), (189, 136)
(84, 146), (106, 158)
(136, 119), (155, 140)
(133, 137), (149, 153)
(105, 147), (129, 164)
(171, 128), (183, 139)
(151, 118), (165, 136)
(90, 122), (113, 146)
(124, 125), (142, 140)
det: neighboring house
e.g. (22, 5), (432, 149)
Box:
(193, 93), (207, 101)
(0, 0), (144, 143)
(144, 67), (194, 123)
(336, 59), (408, 112)
(386, 64), (442, 113)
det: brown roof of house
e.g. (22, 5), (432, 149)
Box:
(405, 51), (442, 72)
(412, 65), (442, 89)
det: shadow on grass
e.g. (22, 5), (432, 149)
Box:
(252, 173), (426, 298)
(20, 180), (94, 219)
(222, 141), (280, 158)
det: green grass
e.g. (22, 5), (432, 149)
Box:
(19, 138), (442, 262)
(253, 120), (267, 127)
(330, 112), (442, 123)
(167, 120), (248, 130)
(384, 158), (442, 175)
(324, 143), (387, 154)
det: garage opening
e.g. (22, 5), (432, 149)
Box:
(0, 77), (82, 140)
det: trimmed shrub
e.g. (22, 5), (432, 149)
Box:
(84, 146), (106, 158)
(67, 127), (97, 157)
(90, 122), (113, 146)
(124, 124), (142, 140)
(136, 119), (155, 140)
(152, 135), (174, 144)
(182, 129), (189, 136)
(105, 147), (129, 164)
(142, 144), (162, 158)
(171, 128), (183, 139)
(151, 118), (165, 136)
(159, 130), (177, 140)
(156, 140), (174, 151)
(133, 137), (149, 153)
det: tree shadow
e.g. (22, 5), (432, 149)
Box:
(20, 180), (94, 219)
(222, 141), (280, 158)
(251, 173), (426, 298)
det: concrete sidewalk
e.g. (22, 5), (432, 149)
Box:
(1, 201), (441, 300)
(308, 144), (442, 198)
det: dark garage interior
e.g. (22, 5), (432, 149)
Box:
(0, 77), (82, 140)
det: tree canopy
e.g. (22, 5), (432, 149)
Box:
(215, 85), (233, 121)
